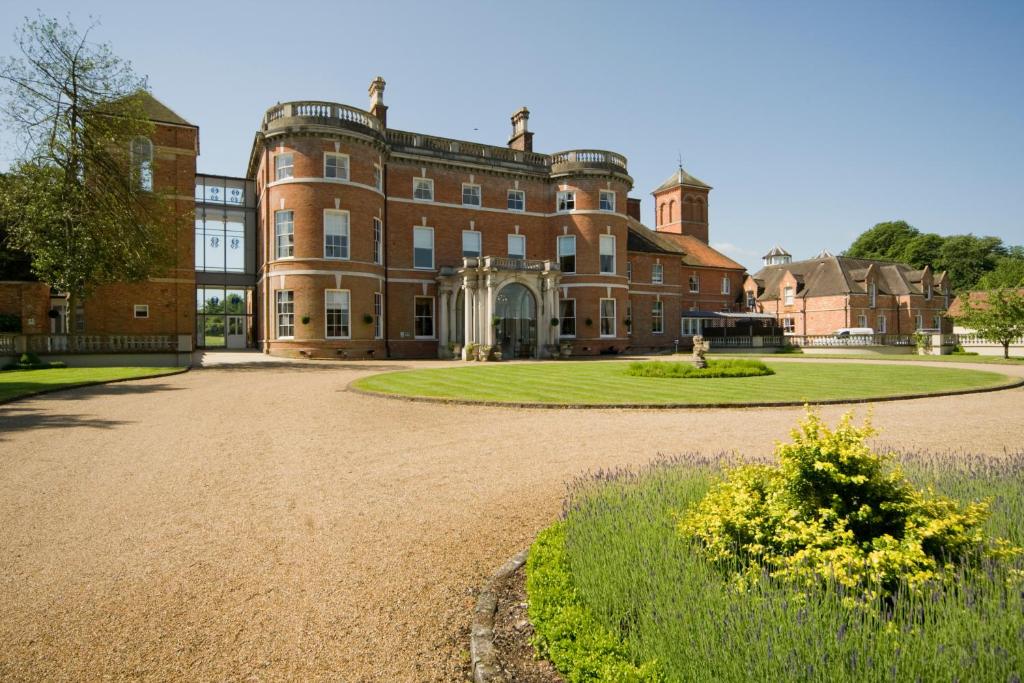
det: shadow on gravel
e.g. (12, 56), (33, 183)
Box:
(0, 404), (130, 439)
(199, 362), (411, 372)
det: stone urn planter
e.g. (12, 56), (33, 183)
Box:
(559, 341), (573, 359)
(545, 343), (561, 359)
(492, 348), (503, 362)
(478, 344), (493, 362)
(464, 343), (478, 361)
(451, 343), (463, 360)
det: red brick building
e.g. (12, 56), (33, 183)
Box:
(3, 81), (746, 359)
(247, 78), (745, 359)
(745, 250), (951, 336)
(0, 93), (197, 342)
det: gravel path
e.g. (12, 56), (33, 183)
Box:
(1, 356), (1022, 681)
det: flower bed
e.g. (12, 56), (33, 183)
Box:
(625, 359), (773, 379)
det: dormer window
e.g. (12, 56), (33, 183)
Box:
(784, 286), (794, 306)
(925, 284), (932, 300)
(869, 282), (877, 308)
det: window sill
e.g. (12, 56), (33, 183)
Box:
(326, 336), (352, 340)
(412, 197), (434, 203)
(414, 336), (436, 341)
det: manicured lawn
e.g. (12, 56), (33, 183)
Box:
(724, 351), (1024, 365)
(0, 367), (180, 402)
(352, 360), (1016, 405)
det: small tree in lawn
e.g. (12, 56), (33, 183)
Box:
(0, 13), (174, 333)
(954, 289), (1024, 359)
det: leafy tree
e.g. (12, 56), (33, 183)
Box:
(900, 232), (944, 270)
(844, 220), (919, 261)
(932, 235), (1006, 292)
(975, 257), (1024, 290)
(953, 289), (1024, 359)
(0, 14), (174, 331)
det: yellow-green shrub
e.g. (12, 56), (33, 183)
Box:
(678, 409), (1020, 600)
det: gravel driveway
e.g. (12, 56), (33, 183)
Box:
(1, 355), (1022, 681)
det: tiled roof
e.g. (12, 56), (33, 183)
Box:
(138, 91), (195, 127)
(657, 232), (746, 270)
(763, 245), (791, 258)
(947, 288), (1024, 317)
(626, 223), (686, 255)
(653, 167), (711, 193)
(752, 255), (946, 301)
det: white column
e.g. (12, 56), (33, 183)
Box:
(484, 275), (495, 347)
(438, 286), (449, 355)
(462, 277), (475, 359)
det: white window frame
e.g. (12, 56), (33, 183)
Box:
(508, 234), (526, 260)
(857, 314), (868, 328)
(413, 177), (434, 201)
(133, 304), (149, 319)
(599, 298), (616, 338)
(556, 191), (575, 213)
(507, 189), (525, 212)
(274, 153), (293, 181)
(599, 190), (615, 212)
(324, 209), (350, 260)
(325, 289), (351, 339)
(599, 234), (616, 275)
(933, 314), (942, 329)
(682, 318), (702, 336)
(721, 276), (731, 295)
(276, 290), (294, 338)
(275, 210), (294, 259)
(626, 301), (633, 335)
(652, 300), (664, 334)
(689, 274), (700, 293)
(925, 284), (932, 301)
(915, 313), (924, 330)
(132, 137), (153, 192)
(626, 261), (632, 282)
(373, 217), (383, 265)
(374, 292), (384, 339)
(782, 317), (795, 334)
(462, 229), (482, 258)
(374, 164), (383, 191)
(746, 291), (756, 310)
(783, 286), (794, 306)
(413, 226), (435, 270)
(323, 152), (350, 180)
(558, 235), (576, 274)
(878, 313), (887, 333)
(652, 263), (664, 285)
(414, 296), (435, 339)
(869, 282), (877, 308)
(461, 183), (482, 207)
(559, 298), (576, 338)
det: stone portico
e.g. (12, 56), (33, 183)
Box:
(437, 257), (562, 360)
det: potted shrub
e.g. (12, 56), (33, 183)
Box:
(550, 316), (560, 328)
(478, 344), (493, 362)
(464, 342), (478, 361)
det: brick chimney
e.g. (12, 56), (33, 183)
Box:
(368, 76), (387, 127)
(626, 197), (641, 221)
(508, 107), (533, 152)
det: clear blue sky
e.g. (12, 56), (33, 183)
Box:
(2, 0), (1022, 272)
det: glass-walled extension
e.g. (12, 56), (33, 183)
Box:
(195, 174), (257, 348)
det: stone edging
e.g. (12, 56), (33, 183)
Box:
(0, 367), (191, 406)
(470, 548), (530, 683)
(348, 375), (1024, 410)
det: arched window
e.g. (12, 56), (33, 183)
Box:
(695, 197), (706, 221)
(659, 202), (666, 226)
(668, 199), (676, 223)
(132, 137), (153, 191)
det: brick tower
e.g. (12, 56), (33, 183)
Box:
(651, 165), (711, 243)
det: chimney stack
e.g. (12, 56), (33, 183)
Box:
(508, 107), (533, 152)
(368, 76), (387, 127)
(626, 197), (641, 221)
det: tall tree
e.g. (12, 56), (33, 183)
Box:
(975, 256), (1024, 290)
(0, 13), (173, 330)
(933, 234), (1006, 292)
(953, 289), (1024, 359)
(844, 220), (919, 261)
(900, 232), (944, 270)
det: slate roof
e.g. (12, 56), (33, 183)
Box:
(137, 91), (196, 127)
(750, 255), (946, 301)
(625, 221), (744, 270)
(653, 167), (711, 192)
(763, 245), (791, 258)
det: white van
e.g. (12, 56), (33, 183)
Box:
(834, 327), (874, 337)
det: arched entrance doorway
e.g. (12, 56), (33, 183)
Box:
(495, 283), (536, 358)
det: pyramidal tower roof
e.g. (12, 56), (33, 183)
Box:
(653, 167), (711, 193)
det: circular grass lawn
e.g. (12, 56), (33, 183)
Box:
(350, 360), (1019, 407)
